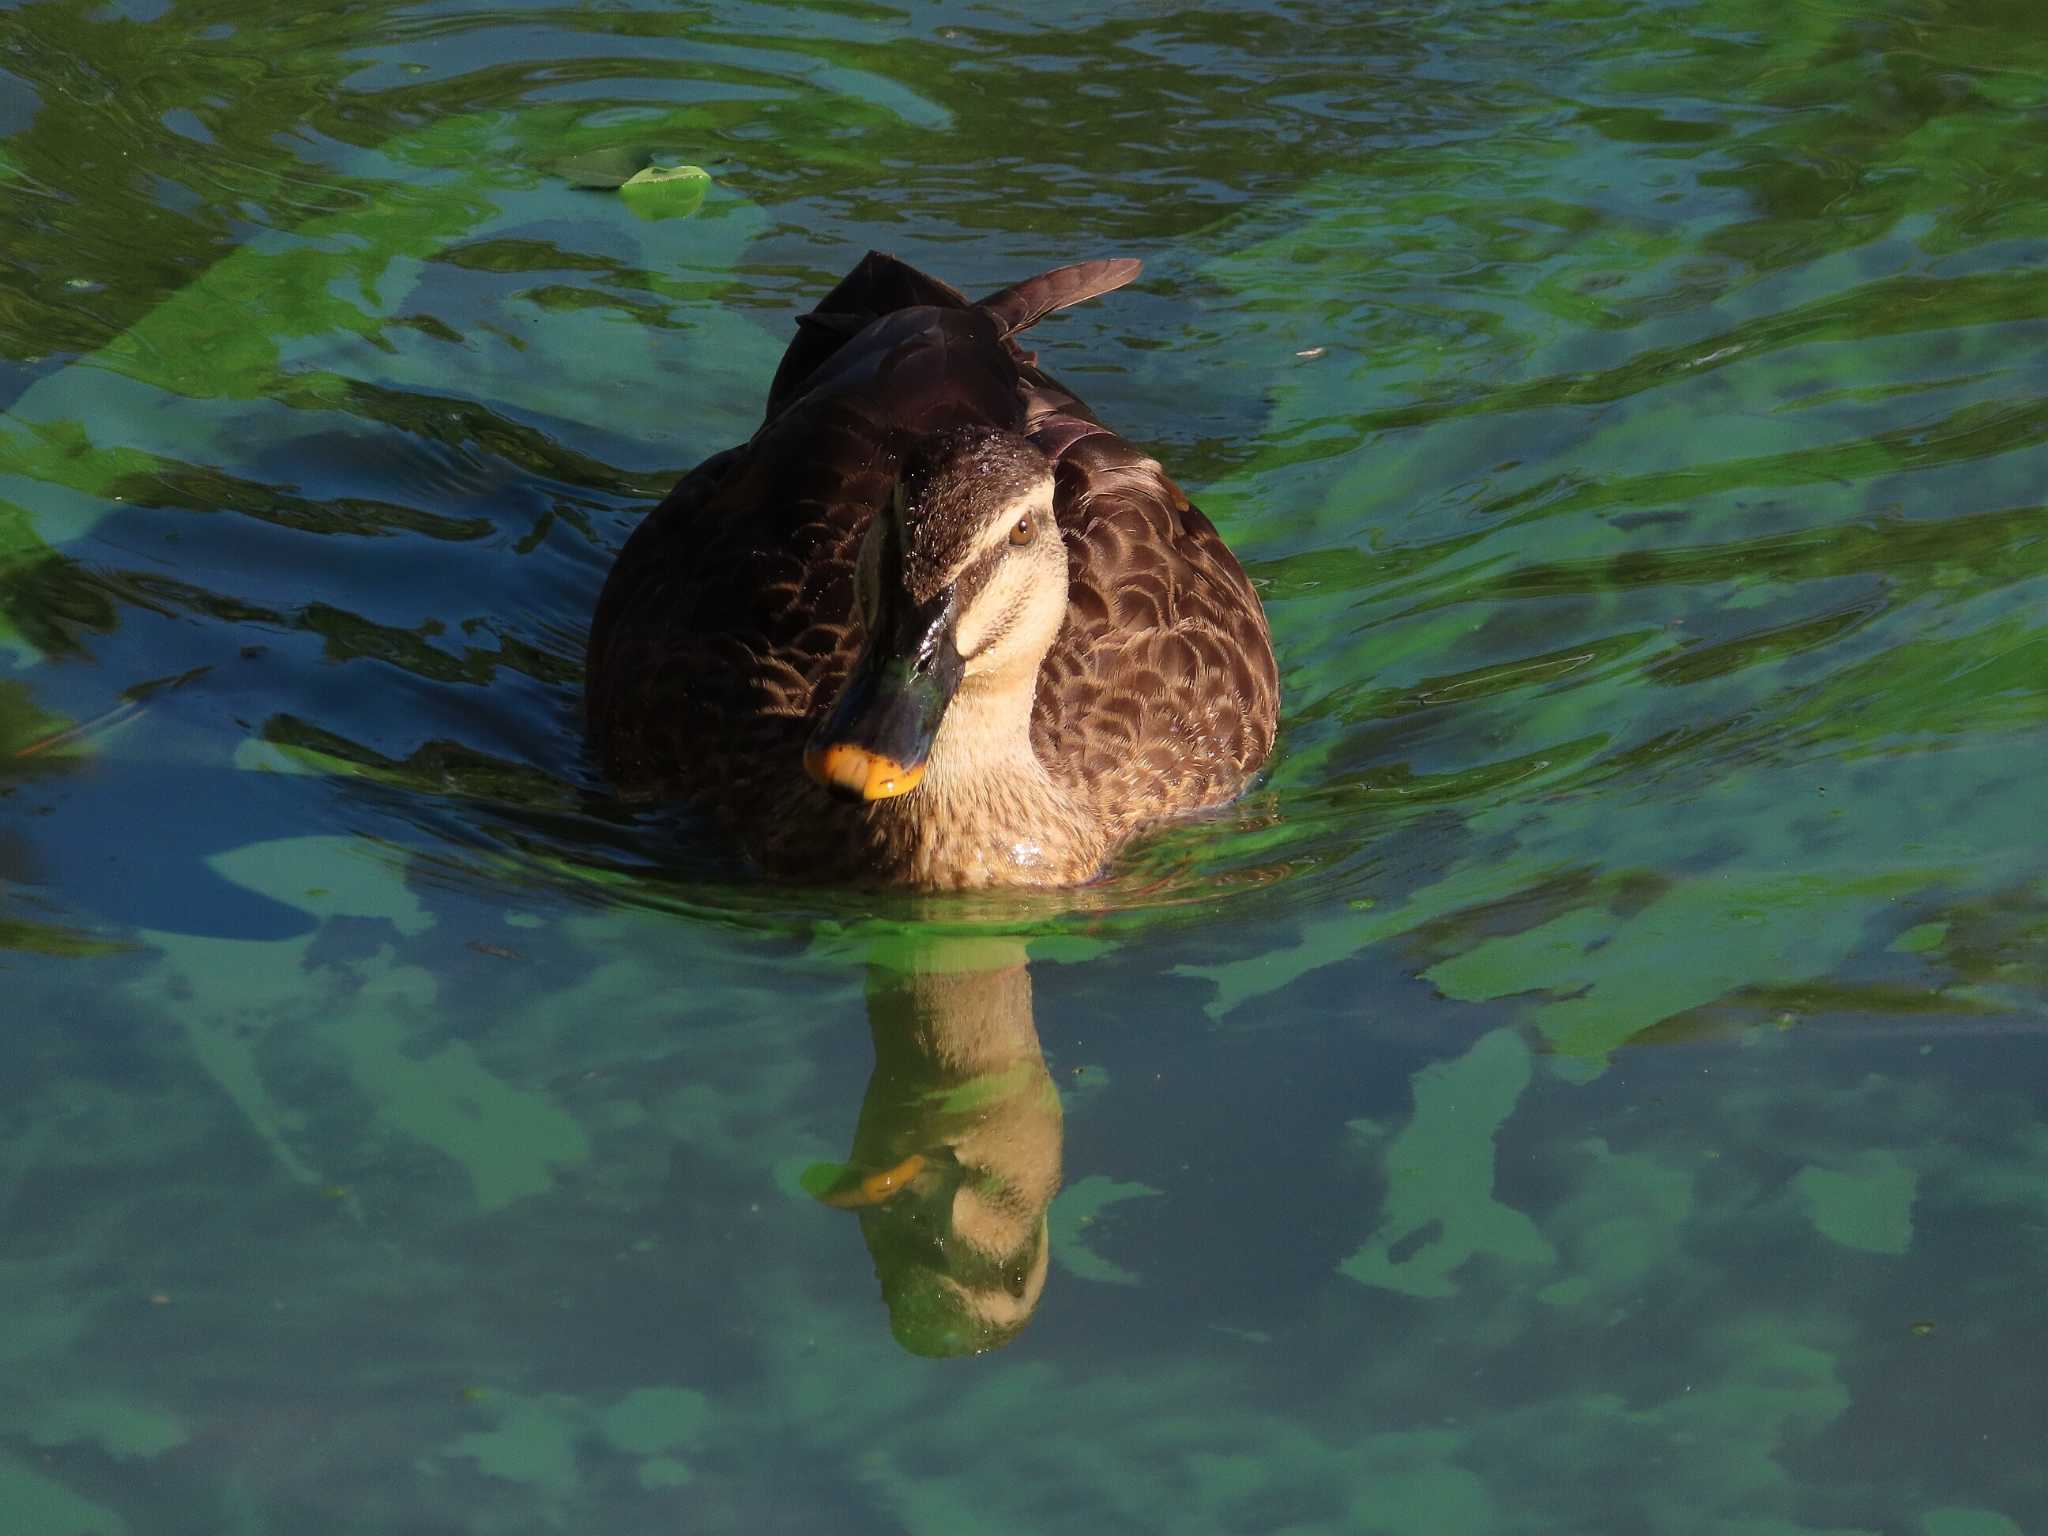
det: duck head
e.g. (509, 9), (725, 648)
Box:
(805, 426), (1067, 802)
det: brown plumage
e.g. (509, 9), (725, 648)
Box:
(584, 251), (1278, 889)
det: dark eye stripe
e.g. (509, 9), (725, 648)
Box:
(958, 548), (1002, 607)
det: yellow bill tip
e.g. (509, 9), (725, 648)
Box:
(805, 742), (926, 801)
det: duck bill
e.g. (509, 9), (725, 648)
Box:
(805, 588), (964, 802)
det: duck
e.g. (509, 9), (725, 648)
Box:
(584, 251), (1278, 889)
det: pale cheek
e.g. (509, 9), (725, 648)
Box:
(956, 584), (1018, 659)
(956, 612), (988, 657)
(958, 553), (1063, 664)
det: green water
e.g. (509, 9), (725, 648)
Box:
(4, 0), (2046, 1529)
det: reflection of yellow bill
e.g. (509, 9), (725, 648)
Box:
(818, 1153), (926, 1209)
(12, 696), (140, 758)
(12, 664), (216, 760)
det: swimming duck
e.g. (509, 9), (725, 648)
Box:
(585, 251), (1278, 888)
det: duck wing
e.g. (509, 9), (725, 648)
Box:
(584, 385), (889, 809)
(1030, 428), (1279, 830)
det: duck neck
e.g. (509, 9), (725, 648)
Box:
(896, 672), (1099, 887)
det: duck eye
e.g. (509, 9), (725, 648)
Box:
(1008, 515), (1035, 547)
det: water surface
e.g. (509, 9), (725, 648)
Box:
(3, 0), (2046, 1530)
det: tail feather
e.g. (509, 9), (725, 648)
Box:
(975, 259), (1143, 339)
(765, 252), (1141, 424)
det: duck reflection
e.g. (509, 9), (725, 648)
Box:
(803, 936), (1060, 1358)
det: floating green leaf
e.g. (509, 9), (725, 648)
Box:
(618, 164), (711, 221)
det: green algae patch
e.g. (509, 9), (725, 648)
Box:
(0, 915), (131, 958)
(1426, 875), (1883, 1064)
(1948, 1116), (2048, 1217)
(0, 1261), (92, 1368)
(1340, 1029), (1553, 1297)
(144, 843), (588, 1210)
(0, 421), (161, 546)
(1536, 1138), (1695, 1309)
(1888, 922), (1948, 955)
(0, 1455), (125, 1536)
(0, 670), (77, 757)
(327, 981), (590, 1212)
(1484, 1315), (1855, 1529)
(1715, 1526), (1879, 1536)
(855, 1365), (1503, 1535)
(1426, 906), (1613, 1003)
(636, 1457), (694, 1489)
(1051, 1176), (1162, 1286)
(446, 1387), (717, 1499)
(598, 1387), (711, 1458)
(446, 1396), (582, 1493)
(138, 931), (328, 1189)
(207, 836), (434, 937)
(1180, 858), (1542, 1021)
(1921, 1509), (2024, 1536)
(1795, 1153), (1916, 1254)
(30, 1395), (187, 1460)
(1339, 1431), (1497, 1535)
